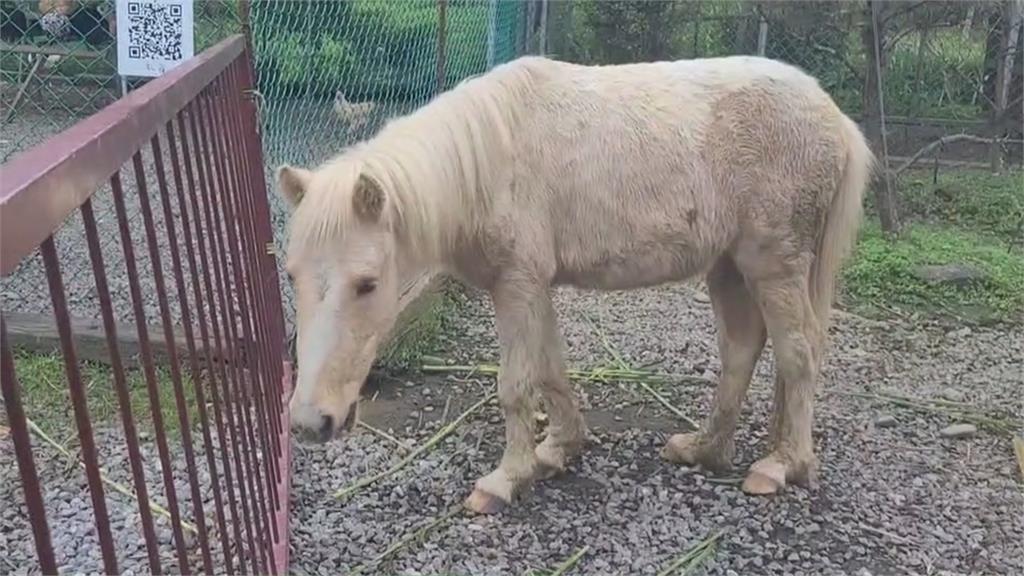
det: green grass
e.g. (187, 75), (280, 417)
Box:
(897, 168), (1024, 244)
(842, 223), (1024, 323)
(843, 167), (1024, 323)
(377, 278), (462, 372)
(5, 350), (199, 442)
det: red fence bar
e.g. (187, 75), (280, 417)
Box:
(114, 161), (191, 573)
(195, 89), (262, 575)
(0, 319), (58, 574)
(162, 118), (233, 573)
(182, 101), (247, 575)
(39, 236), (120, 575)
(0, 35), (290, 575)
(80, 197), (165, 574)
(0, 38), (245, 276)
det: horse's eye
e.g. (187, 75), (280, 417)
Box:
(355, 278), (377, 297)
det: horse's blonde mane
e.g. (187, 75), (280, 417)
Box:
(289, 58), (547, 261)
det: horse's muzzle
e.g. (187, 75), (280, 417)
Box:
(291, 401), (358, 444)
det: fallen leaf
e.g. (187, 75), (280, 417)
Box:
(0, 424), (9, 440)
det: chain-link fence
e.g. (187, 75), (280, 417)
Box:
(1, 1), (242, 161)
(246, 0), (534, 324)
(1, 0), (536, 326)
(4, 0), (1020, 320)
(546, 0), (1022, 237)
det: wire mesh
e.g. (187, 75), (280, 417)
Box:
(2, 0), (535, 328)
(245, 0), (533, 330)
(546, 0), (1022, 169)
(1, 0), (244, 322)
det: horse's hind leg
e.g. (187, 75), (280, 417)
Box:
(662, 256), (766, 472)
(742, 271), (824, 495)
(465, 279), (569, 514)
(534, 314), (586, 479)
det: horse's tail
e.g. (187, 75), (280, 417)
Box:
(810, 114), (874, 329)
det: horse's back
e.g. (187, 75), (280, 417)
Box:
(468, 56), (853, 291)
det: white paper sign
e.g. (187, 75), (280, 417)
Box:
(116, 0), (194, 78)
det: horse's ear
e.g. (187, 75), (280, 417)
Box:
(277, 165), (312, 208)
(353, 173), (386, 222)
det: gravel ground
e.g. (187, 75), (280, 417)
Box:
(285, 284), (1024, 576)
(1, 425), (213, 576)
(0, 414), (284, 576)
(3, 100), (1022, 575)
(2, 283), (1022, 575)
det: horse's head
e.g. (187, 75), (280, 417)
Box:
(277, 162), (401, 442)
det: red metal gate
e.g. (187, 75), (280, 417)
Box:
(0, 35), (290, 575)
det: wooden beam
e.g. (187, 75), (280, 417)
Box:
(0, 42), (109, 59)
(3, 311), (243, 369)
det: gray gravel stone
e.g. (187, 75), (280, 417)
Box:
(874, 414), (898, 428)
(939, 423), (978, 438)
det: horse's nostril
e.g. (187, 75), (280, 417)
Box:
(318, 414), (334, 440)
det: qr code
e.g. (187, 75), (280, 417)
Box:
(126, 1), (184, 61)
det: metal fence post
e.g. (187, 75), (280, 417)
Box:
(486, 0), (498, 68)
(437, 0), (449, 93)
(757, 6), (768, 56)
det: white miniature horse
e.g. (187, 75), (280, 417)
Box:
(277, 55), (873, 514)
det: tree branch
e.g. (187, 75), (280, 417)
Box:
(881, 0), (928, 26)
(889, 134), (1014, 176)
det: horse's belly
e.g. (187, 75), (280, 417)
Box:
(554, 246), (709, 290)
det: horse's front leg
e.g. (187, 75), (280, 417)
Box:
(464, 280), (556, 514)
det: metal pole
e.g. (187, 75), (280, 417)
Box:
(538, 0), (548, 56)
(486, 0), (498, 68)
(436, 0), (448, 93)
(757, 10), (768, 56)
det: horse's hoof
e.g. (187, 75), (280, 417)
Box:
(742, 458), (787, 495)
(661, 433), (701, 465)
(534, 439), (571, 480)
(464, 488), (507, 515)
(535, 459), (564, 480)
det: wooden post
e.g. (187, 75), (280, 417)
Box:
(864, 0), (900, 234)
(990, 0), (1023, 172)
(436, 0), (448, 94)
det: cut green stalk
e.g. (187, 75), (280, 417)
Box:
(348, 503), (462, 575)
(843, 391), (1017, 436)
(637, 380), (700, 430)
(26, 417), (198, 535)
(581, 312), (702, 429)
(421, 364), (710, 387)
(655, 529), (723, 576)
(357, 420), (412, 453)
(549, 545), (589, 576)
(335, 392), (495, 500)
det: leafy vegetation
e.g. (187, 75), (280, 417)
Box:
(897, 168), (1024, 243)
(843, 169), (1024, 322)
(250, 0), (521, 101)
(5, 351), (199, 440)
(559, 0), (1004, 121)
(377, 279), (463, 372)
(843, 223), (1024, 322)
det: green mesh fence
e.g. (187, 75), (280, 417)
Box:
(246, 0), (531, 326)
(1, 0), (241, 163)
(249, 0), (528, 169)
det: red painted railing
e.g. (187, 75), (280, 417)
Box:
(0, 35), (290, 575)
